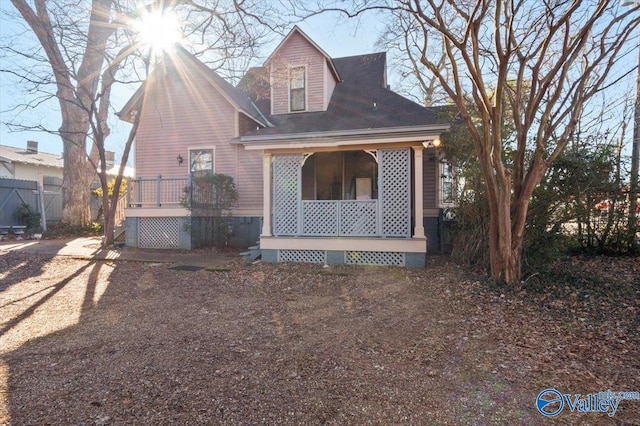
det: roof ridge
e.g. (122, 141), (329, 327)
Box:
(332, 52), (386, 61)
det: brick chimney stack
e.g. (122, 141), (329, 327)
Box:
(27, 140), (38, 153)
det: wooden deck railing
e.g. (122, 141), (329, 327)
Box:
(127, 176), (189, 208)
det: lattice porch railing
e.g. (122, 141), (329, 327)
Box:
(339, 200), (378, 236)
(302, 200), (338, 235)
(301, 199), (378, 236)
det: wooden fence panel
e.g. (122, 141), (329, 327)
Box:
(0, 178), (38, 226)
(43, 176), (63, 223)
(0, 177), (62, 226)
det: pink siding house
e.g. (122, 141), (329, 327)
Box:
(119, 27), (453, 267)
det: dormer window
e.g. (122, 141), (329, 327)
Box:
(290, 66), (306, 112)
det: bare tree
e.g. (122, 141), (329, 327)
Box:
(7, 0), (116, 226)
(630, 40), (640, 251)
(406, 0), (638, 283)
(2, 0), (277, 244)
(376, 8), (451, 106)
(299, 0), (639, 283)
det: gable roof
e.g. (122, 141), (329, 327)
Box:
(0, 144), (63, 169)
(238, 67), (270, 108)
(264, 26), (340, 82)
(240, 52), (449, 141)
(117, 45), (271, 128)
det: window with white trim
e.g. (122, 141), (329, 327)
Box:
(189, 148), (214, 178)
(290, 66), (306, 112)
(440, 161), (457, 205)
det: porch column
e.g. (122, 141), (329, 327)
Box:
(412, 146), (425, 239)
(261, 152), (272, 236)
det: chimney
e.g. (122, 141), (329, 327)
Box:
(105, 151), (115, 169)
(27, 140), (38, 153)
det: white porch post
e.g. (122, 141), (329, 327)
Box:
(412, 146), (425, 238)
(261, 152), (272, 236)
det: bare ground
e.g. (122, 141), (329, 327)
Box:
(0, 251), (638, 425)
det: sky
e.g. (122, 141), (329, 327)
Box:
(0, 3), (638, 167)
(0, 5), (385, 164)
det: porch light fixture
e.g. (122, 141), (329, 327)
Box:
(177, 154), (183, 166)
(422, 139), (442, 149)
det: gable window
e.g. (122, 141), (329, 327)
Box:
(189, 148), (214, 178)
(290, 66), (306, 112)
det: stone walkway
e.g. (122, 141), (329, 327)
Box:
(0, 237), (235, 268)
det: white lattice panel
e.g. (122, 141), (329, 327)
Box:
(279, 249), (326, 263)
(345, 251), (405, 266)
(380, 149), (411, 237)
(138, 217), (180, 248)
(273, 154), (303, 235)
(339, 200), (377, 236)
(302, 201), (338, 235)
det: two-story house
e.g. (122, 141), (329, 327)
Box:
(119, 27), (452, 267)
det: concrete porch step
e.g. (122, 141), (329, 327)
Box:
(240, 241), (261, 261)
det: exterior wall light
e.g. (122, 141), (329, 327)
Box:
(177, 154), (183, 166)
(422, 139), (442, 149)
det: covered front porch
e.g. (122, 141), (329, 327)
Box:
(259, 145), (431, 267)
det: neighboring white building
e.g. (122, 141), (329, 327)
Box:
(0, 142), (134, 181)
(0, 141), (63, 181)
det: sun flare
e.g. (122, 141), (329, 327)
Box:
(135, 11), (181, 52)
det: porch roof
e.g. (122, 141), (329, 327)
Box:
(235, 124), (449, 150)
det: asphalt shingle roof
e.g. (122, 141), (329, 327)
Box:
(118, 46), (269, 128)
(120, 42), (450, 139)
(241, 52), (448, 138)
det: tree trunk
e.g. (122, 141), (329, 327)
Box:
(99, 97), (141, 249)
(103, 190), (115, 247)
(487, 161), (545, 284)
(488, 189), (522, 284)
(630, 44), (640, 252)
(60, 118), (91, 226)
(488, 198), (524, 285)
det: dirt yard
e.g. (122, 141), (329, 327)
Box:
(0, 250), (638, 425)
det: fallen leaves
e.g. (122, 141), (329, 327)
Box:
(0, 252), (637, 424)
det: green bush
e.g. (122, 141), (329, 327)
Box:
(14, 203), (41, 233)
(182, 173), (238, 248)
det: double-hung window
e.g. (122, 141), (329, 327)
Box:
(440, 161), (456, 205)
(189, 148), (214, 178)
(290, 66), (306, 112)
(189, 148), (215, 206)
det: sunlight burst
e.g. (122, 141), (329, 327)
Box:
(135, 11), (181, 52)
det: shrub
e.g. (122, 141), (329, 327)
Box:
(182, 173), (238, 248)
(44, 222), (103, 238)
(14, 203), (41, 233)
